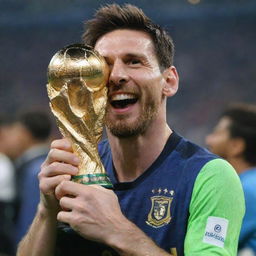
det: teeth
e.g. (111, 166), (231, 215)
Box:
(111, 94), (136, 101)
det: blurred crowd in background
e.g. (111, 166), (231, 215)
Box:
(0, 0), (255, 255)
(0, 110), (52, 255)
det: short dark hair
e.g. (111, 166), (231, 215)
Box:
(82, 4), (175, 70)
(17, 111), (52, 141)
(221, 103), (256, 165)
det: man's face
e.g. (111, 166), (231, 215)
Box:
(95, 29), (167, 138)
(205, 117), (233, 159)
(0, 123), (27, 159)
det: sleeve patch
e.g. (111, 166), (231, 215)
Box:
(203, 216), (229, 248)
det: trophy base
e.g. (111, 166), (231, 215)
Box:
(72, 173), (113, 188)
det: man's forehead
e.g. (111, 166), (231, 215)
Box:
(215, 117), (231, 130)
(94, 29), (154, 56)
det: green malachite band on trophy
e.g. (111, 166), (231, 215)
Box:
(72, 173), (113, 188)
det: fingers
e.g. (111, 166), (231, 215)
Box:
(39, 175), (71, 195)
(55, 181), (108, 201)
(39, 159), (79, 195)
(59, 196), (76, 211)
(55, 180), (82, 200)
(38, 138), (80, 197)
(41, 161), (79, 177)
(55, 183), (124, 243)
(44, 148), (80, 166)
(51, 138), (73, 152)
(45, 137), (80, 166)
(57, 211), (72, 224)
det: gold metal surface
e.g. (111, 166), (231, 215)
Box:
(47, 44), (112, 188)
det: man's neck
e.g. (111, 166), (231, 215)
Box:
(228, 157), (254, 175)
(107, 123), (172, 182)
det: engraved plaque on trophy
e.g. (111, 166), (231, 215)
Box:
(47, 43), (112, 188)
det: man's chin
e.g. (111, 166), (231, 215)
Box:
(106, 121), (148, 138)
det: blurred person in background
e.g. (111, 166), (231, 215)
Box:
(1, 110), (52, 250)
(206, 103), (256, 256)
(0, 116), (16, 256)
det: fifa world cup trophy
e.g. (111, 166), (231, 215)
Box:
(47, 44), (112, 188)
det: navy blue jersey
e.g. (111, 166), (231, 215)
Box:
(55, 132), (218, 256)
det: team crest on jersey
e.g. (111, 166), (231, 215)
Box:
(146, 188), (174, 228)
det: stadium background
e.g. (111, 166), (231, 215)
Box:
(1, 0), (255, 145)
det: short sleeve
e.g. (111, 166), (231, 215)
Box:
(238, 170), (256, 248)
(184, 158), (245, 256)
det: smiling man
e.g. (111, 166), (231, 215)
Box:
(98, 29), (168, 139)
(17, 4), (244, 256)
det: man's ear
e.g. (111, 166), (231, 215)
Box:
(162, 66), (179, 97)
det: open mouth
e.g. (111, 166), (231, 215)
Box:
(110, 94), (138, 109)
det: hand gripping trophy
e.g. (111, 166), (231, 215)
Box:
(47, 44), (112, 188)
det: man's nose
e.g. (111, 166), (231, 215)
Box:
(108, 60), (129, 86)
(205, 134), (213, 146)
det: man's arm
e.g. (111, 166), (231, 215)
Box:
(16, 139), (80, 256)
(184, 159), (245, 256)
(109, 222), (173, 256)
(17, 202), (58, 256)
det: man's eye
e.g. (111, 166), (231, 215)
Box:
(129, 59), (141, 65)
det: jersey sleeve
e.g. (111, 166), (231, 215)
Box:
(238, 174), (256, 248)
(184, 158), (245, 256)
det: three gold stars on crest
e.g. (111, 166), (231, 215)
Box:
(152, 188), (174, 196)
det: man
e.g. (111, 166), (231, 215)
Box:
(17, 4), (244, 256)
(206, 103), (256, 255)
(1, 111), (52, 248)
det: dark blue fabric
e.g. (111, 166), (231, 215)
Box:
(56, 132), (218, 256)
(15, 154), (48, 248)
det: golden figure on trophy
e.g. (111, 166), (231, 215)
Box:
(47, 43), (112, 188)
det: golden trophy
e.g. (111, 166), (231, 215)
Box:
(47, 43), (112, 188)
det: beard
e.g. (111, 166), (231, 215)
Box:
(105, 95), (160, 138)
